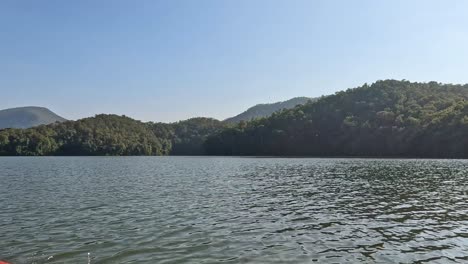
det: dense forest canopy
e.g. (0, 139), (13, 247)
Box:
(205, 80), (468, 157)
(0, 115), (170, 156)
(0, 115), (227, 156)
(2, 80), (468, 157)
(150, 117), (227, 155)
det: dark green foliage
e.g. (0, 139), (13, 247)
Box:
(3, 80), (468, 157)
(205, 80), (468, 158)
(0, 115), (227, 156)
(148, 117), (228, 155)
(167, 118), (227, 155)
(0, 115), (170, 156)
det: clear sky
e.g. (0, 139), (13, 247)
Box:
(1, 0), (468, 122)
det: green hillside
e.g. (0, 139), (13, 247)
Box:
(205, 80), (468, 158)
(0, 114), (227, 156)
(3, 80), (468, 157)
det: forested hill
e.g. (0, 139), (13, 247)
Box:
(0, 106), (66, 129)
(205, 80), (468, 158)
(224, 97), (313, 123)
(150, 117), (227, 155)
(3, 80), (468, 157)
(0, 115), (227, 156)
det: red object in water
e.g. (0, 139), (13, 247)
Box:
(0, 261), (12, 264)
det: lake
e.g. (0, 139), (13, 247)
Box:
(1, 157), (468, 263)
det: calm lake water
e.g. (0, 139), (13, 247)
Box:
(1, 157), (468, 263)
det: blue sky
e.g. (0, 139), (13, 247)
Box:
(1, 0), (468, 122)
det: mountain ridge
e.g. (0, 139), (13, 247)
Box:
(4, 80), (468, 157)
(0, 106), (67, 129)
(224, 97), (314, 123)
(205, 80), (468, 157)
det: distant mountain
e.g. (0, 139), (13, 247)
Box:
(224, 97), (314, 123)
(0, 106), (66, 129)
(5, 80), (468, 157)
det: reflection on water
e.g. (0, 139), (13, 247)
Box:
(1, 157), (468, 263)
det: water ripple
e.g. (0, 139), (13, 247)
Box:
(1, 157), (468, 263)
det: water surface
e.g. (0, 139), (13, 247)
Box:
(1, 157), (468, 263)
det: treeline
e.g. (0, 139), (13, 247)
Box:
(204, 80), (468, 158)
(0, 115), (226, 156)
(2, 80), (468, 157)
(150, 117), (227, 155)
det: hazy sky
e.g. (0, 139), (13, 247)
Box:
(2, 0), (468, 122)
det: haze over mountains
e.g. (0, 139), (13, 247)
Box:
(0, 96), (312, 129)
(0, 106), (66, 129)
(224, 97), (314, 123)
